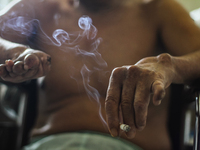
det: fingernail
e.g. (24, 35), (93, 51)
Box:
(24, 64), (29, 70)
(127, 129), (136, 139)
(5, 59), (11, 65)
(110, 128), (118, 137)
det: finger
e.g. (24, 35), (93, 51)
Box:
(40, 56), (51, 75)
(105, 67), (125, 137)
(22, 67), (38, 79)
(13, 61), (27, 75)
(134, 82), (151, 131)
(31, 56), (50, 78)
(24, 54), (39, 70)
(0, 64), (23, 82)
(1, 75), (25, 83)
(34, 59), (46, 78)
(121, 77), (136, 138)
(5, 60), (14, 72)
(8, 72), (17, 78)
(0, 64), (8, 78)
(3, 69), (38, 83)
(151, 80), (165, 106)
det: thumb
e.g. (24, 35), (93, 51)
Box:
(151, 80), (166, 106)
(24, 54), (39, 70)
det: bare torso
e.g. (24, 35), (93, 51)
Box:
(29, 0), (171, 149)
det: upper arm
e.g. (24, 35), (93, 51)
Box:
(156, 0), (200, 56)
(0, 0), (38, 45)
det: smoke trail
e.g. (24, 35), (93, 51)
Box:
(0, 11), (108, 126)
(77, 16), (108, 126)
(81, 65), (107, 125)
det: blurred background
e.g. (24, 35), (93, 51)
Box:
(0, 0), (11, 10)
(177, 0), (200, 11)
(0, 0), (200, 11)
(0, 0), (199, 150)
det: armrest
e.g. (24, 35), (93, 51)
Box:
(0, 81), (35, 150)
(0, 84), (27, 150)
(181, 85), (200, 150)
(194, 92), (200, 150)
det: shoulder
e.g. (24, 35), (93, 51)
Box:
(139, 0), (181, 11)
(139, 0), (196, 33)
(139, 0), (189, 23)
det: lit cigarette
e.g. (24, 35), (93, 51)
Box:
(120, 124), (131, 132)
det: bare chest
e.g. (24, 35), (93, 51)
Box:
(36, 2), (157, 97)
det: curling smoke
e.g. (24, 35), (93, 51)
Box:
(1, 15), (106, 67)
(81, 65), (107, 125)
(0, 12), (108, 126)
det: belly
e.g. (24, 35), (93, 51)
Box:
(32, 87), (171, 150)
(32, 94), (108, 134)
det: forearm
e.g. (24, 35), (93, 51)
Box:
(171, 50), (200, 85)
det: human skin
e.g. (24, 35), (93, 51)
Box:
(0, 37), (51, 82)
(1, 0), (200, 149)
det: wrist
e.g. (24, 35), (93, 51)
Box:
(0, 38), (27, 63)
(156, 53), (177, 86)
(167, 54), (192, 84)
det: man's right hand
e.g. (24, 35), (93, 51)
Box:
(0, 48), (51, 83)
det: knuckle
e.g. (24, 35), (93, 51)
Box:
(111, 67), (126, 79)
(128, 65), (140, 73)
(123, 66), (142, 81)
(127, 66), (155, 80)
(127, 66), (140, 77)
(134, 101), (147, 111)
(157, 53), (172, 64)
(137, 120), (146, 129)
(152, 80), (165, 90)
(105, 96), (118, 114)
(121, 99), (132, 114)
(105, 96), (118, 107)
(25, 54), (38, 63)
(121, 98), (132, 107)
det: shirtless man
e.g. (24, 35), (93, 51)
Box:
(0, 0), (200, 149)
